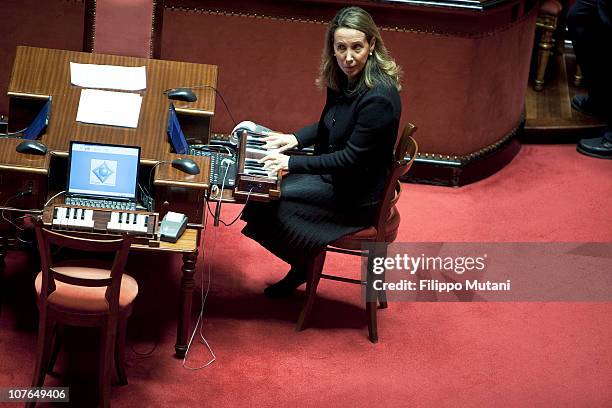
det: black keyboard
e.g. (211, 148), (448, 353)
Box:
(187, 148), (237, 188)
(65, 196), (136, 211)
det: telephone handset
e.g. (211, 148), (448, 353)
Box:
(159, 211), (188, 243)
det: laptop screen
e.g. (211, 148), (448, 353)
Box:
(67, 141), (141, 201)
(23, 99), (51, 140)
(167, 104), (189, 155)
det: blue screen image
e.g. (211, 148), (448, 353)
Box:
(167, 104), (188, 154)
(24, 99), (51, 140)
(68, 143), (140, 199)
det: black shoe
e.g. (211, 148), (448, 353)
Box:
(571, 94), (606, 119)
(577, 135), (612, 159)
(264, 269), (307, 298)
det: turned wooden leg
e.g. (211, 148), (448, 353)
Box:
(574, 64), (583, 87)
(28, 316), (55, 408)
(175, 251), (197, 358)
(296, 250), (326, 332)
(47, 323), (64, 374)
(376, 245), (389, 310)
(99, 316), (117, 408)
(365, 247), (386, 344)
(534, 15), (558, 91)
(114, 312), (129, 385)
(0, 233), (6, 282)
(0, 233), (6, 310)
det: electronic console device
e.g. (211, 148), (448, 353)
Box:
(167, 104), (237, 187)
(159, 211), (188, 243)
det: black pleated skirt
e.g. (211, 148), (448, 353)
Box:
(241, 173), (377, 265)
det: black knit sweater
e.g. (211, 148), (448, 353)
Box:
(289, 84), (401, 206)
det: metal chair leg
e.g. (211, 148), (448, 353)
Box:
(534, 15), (558, 91)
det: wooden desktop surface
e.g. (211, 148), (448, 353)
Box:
(0, 137), (50, 173)
(134, 228), (199, 253)
(7, 46), (218, 163)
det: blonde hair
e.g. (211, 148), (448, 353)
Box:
(316, 7), (402, 92)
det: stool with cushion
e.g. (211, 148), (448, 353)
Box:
(28, 218), (137, 408)
(296, 124), (418, 343)
(534, 0), (564, 91)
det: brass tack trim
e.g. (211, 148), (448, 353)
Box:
(164, 5), (537, 39)
(416, 114), (524, 164)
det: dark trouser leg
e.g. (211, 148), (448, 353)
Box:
(567, 0), (612, 120)
(263, 261), (309, 298)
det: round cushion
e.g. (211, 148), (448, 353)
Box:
(332, 207), (401, 250)
(540, 0), (563, 16)
(35, 264), (138, 314)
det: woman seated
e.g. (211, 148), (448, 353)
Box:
(242, 6), (403, 297)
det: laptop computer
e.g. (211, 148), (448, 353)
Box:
(65, 141), (141, 210)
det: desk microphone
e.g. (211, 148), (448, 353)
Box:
(166, 88), (197, 102)
(163, 85), (237, 127)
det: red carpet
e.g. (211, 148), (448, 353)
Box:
(1, 144), (611, 407)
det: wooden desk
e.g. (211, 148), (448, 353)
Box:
(2, 46), (216, 218)
(0, 45), (218, 358)
(7, 46), (217, 161)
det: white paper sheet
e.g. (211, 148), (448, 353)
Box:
(76, 89), (143, 128)
(70, 62), (147, 91)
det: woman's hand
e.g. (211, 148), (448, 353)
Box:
(260, 152), (290, 175)
(261, 132), (299, 152)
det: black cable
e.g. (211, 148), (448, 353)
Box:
(0, 126), (28, 138)
(204, 187), (254, 227)
(190, 144), (233, 154)
(129, 342), (158, 359)
(128, 250), (163, 359)
(146, 161), (167, 199)
(164, 85), (237, 127)
(1, 192), (34, 244)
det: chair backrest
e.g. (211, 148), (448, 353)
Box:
(83, 0), (164, 58)
(33, 217), (133, 315)
(374, 124), (418, 241)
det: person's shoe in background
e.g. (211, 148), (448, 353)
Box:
(577, 131), (612, 159)
(571, 94), (607, 119)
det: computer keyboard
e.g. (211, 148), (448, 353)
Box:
(188, 148), (237, 188)
(66, 196), (137, 211)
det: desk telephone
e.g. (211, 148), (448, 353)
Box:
(160, 211), (188, 243)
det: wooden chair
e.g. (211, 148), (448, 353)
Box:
(554, 0), (583, 86)
(28, 218), (138, 408)
(533, 0), (563, 91)
(296, 124), (418, 343)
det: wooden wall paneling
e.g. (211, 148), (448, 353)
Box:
(0, 0), (85, 116)
(160, 0), (537, 184)
(84, 0), (165, 58)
